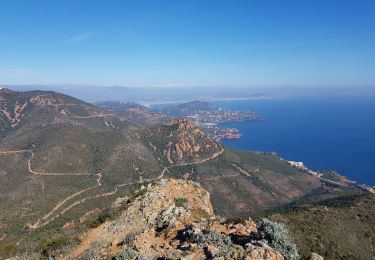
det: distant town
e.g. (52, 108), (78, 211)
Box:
(184, 109), (259, 140)
(155, 101), (261, 140)
(186, 108), (259, 126)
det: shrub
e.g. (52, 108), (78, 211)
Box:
(193, 181), (202, 188)
(120, 232), (137, 245)
(81, 240), (105, 260)
(257, 218), (299, 260)
(116, 248), (136, 260)
(175, 197), (188, 208)
(36, 235), (70, 257)
(82, 248), (102, 260)
(2, 243), (17, 257)
(191, 209), (210, 219)
(83, 208), (116, 229)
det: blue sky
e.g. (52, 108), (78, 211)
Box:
(0, 0), (374, 87)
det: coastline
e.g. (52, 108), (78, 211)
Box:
(275, 154), (375, 193)
(215, 98), (375, 186)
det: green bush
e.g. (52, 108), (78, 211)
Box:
(191, 209), (210, 219)
(116, 248), (136, 260)
(36, 235), (70, 257)
(120, 232), (137, 245)
(1, 243), (17, 258)
(82, 248), (102, 260)
(82, 208), (117, 229)
(175, 197), (188, 208)
(257, 218), (299, 260)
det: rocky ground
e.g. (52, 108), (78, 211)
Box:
(64, 179), (287, 260)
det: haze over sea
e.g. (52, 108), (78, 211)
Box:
(214, 95), (375, 186)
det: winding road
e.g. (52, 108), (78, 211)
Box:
(1, 145), (225, 229)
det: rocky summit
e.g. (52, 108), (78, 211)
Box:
(66, 179), (284, 260)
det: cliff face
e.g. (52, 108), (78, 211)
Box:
(68, 179), (284, 260)
(140, 119), (223, 164)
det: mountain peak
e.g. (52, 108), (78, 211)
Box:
(0, 87), (15, 94)
(68, 179), (285, 259)
(167, 118), (197, 129)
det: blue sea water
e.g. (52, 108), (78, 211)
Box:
(213, 97), (375, 185)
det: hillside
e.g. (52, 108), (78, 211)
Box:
(267, 194), (375, 259)
(139, 119), (224, 165)
(0, 89), (371, 259)
(96, 101), (166, 126)
(159, 100), (218, 118)
(0, 88), (137, 139)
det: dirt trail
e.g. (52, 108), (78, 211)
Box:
(33, 146), (225, 228)
(0, 150), (97, 228)
(0, 117), (9, 127)
(231, 163), (252, 177)
(0, 150), (90, 176)
(27, 151), (91, 176)
(0, 150), (30, 155)
(48, 146), (225, 218)
(71, 112), (115, 119)
(27, 173), (102, 229)
(200, 173), (240, 181)
(3, 146), (225, 229)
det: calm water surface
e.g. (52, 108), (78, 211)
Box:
(213, 97), (375, 185)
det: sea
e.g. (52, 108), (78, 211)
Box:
(212, 96), (375, 186)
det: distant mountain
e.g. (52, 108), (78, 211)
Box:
(0, 88), (137, 139)
(159, 100), (218, 118)
(96, 101), (166, 125)
(95, 100), (149, 112)
(0, 89), (371, 259)
(6, 84), (280, 103)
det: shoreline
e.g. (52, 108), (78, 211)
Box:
(276, 154), (375, 193)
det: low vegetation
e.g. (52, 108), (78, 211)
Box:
(257, 218), (299, 260)
(36, 235), (72, 258)
(174, 197), (188, 208)
(268, 194), (375, 259)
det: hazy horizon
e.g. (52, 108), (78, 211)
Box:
(3, 83), (375, 103)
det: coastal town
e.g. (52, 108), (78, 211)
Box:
(186, 108), (259, 126)
(185, 108), (259, 140)
(158, 101), (260, 140)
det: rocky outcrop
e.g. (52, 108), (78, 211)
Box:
(140, 119), (223, 165)
(29, 94), (65, 106)
(165, 119), (222, 163)
(0, 87), (15, 95)
(1, 101), (28, 127)
(67, 179), (284, 260)
(168, 120), (206, 160)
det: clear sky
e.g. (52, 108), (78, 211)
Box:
(0, 0), (374, 87)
